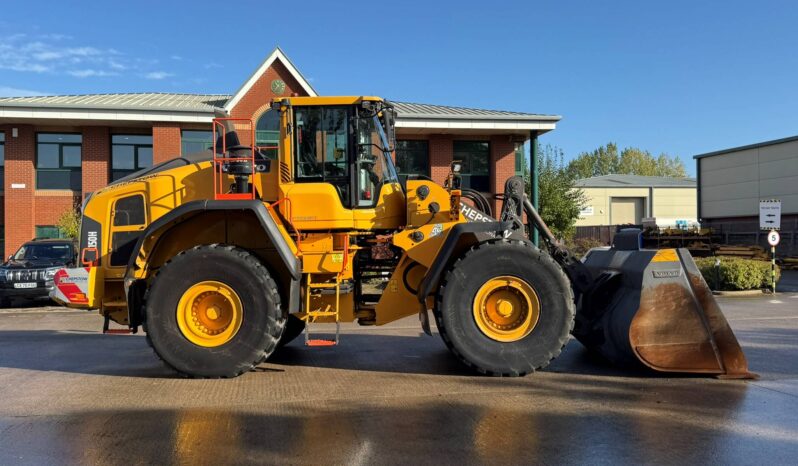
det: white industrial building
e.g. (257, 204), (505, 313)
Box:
(695, 135), (798, 254)
(574, 175), (697, 228)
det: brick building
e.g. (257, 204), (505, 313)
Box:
(0, 48), (559, 256)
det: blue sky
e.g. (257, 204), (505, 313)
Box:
(2, 0), (797, 176)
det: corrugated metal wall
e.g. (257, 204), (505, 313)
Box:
(700, 139), (798, 219)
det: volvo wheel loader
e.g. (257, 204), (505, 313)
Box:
(51, 96), (754, 379)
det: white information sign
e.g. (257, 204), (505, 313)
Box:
(759, 199), (781, 230)
(767, 230), (780, 247)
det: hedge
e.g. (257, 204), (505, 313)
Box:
(694, 256), (781, 291)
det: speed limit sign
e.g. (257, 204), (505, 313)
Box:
(767, 230), (780, 246)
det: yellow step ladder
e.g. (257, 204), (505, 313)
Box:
(303, 273), (341, 347)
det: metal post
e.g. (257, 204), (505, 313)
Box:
(772, 245), (776, 294)
(530, 131), (539, 246)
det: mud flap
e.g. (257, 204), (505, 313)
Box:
(574, 247), (756, 379)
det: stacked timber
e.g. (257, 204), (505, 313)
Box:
(780, 257), (798, 270)
(713, 245), (769, 261)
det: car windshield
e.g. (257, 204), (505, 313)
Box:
(13, 243), (73, 261)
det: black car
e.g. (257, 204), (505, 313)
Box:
(0, 238), (78, 307)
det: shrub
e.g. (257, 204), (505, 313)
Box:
(694, 256), (781, 291)
(56, 207), (81, 239)
(564, 237), (606, 259)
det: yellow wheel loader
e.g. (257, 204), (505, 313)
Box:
(51, 96), (754, 379)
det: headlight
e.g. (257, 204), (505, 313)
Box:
(45, 267), (61, 280)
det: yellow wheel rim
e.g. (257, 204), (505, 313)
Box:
(176, 280), (243, 347)
(472, 275), (540, 342)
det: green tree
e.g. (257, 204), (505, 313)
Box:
(565, 142), (620, 179)
(56, 205), (81, 239)
(528, 144), (586, 240)
(566, 143), (687, 179)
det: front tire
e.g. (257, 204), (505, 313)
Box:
(144, 244), (284, 378)
(434, 240), (575, 376)
(276, 315), (305, 348)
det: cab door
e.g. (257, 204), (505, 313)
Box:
(282, 105), (355, 231)
(351, 111), (405, 230)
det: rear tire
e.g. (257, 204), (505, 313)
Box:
(434, 240), (574, 376)
(144, 244), (284, 378)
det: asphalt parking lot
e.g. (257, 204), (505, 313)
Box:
(0, 276), (796, 465)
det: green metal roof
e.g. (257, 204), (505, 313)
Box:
(392, 101), (559, 121)
(0, 92), (558, 121)
(0, 93), (229, 113)
(575, 174), (696, 188)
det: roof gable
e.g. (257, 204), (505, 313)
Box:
(223, 47), (317, 112)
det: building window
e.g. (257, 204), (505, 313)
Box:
(255, 110), (280, 159)
(36, 133), (82, 191)
(453, 141), (490, 191)
(35, 225), (66, 239)
(181, 130), (213, 155)
(0, 132), (5, 190)
(396, 140), (429, 178)
(111, 135), (153, 181)
(515, 142), (526, 176)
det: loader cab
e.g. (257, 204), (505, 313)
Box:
(275, 97), (405, 230)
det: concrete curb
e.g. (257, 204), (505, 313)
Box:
(712, 289), (766, 297)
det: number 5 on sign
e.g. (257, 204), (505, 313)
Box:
(767, 230), (780, 247)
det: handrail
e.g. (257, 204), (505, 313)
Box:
(268, 197), (301, 250)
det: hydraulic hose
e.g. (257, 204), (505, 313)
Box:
(462, 189), (493, 217)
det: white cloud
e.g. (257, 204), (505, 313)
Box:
(108, 60), (127, 70)
(170, 55), (183, 61)
(68, 69), (117, 78)
(0, 85), (48, 97)
(0, 33), (173, 81)
(32, 51), (63, 61)
(203, 62), (222, 69)
(65, 46), (102, 57)
(144, 71), (174, 80)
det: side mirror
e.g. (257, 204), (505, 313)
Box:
(382, 107), (396, 152)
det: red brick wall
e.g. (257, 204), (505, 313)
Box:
(230, 59), (309, 121)
(153, 123), (182, 164)
(82, 126), (109, 196)
(429, 135), (453, 186)
(490, 135), (516, 215)
(33, 192), (78, 230)
(229, 59), (310, 143)
(3, 125), (35, 257)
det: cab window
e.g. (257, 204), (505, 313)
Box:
(110, 194), (146, 267)
(294, 106), (350, 206)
